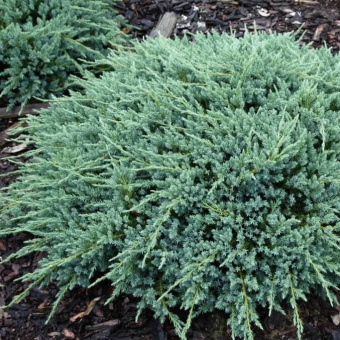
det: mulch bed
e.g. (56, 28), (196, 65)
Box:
(1, 1), (340, 339)
(119, 0), (340, 53)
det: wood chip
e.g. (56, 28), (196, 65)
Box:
(47, 332), (61, 337)
(258, 8), (270, 17)
(95, 308), (104, 317)
(2, 141), (28, 154)
(62, 329), (75, 339)
(70, 297), (100, 322)
(85, 319), (120, 331)
(313, 23), (327, 41)
(37, 298), (49, 310)
(295, 0), (319, 4)
(149, 12), (177, 38)
(0, 122), (20, 148)
(332, 314), (340, 326)
(11, 264), (20, 276)
(0, 240), (6, 252)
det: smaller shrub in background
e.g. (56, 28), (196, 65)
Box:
(0, 0), (128, 110)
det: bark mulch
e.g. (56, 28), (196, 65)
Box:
(119, 0), (340, 53)
(1, 1), (340, 339)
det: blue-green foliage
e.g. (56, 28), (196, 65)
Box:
(0, 0), (127, 109)
(1, 32), (340, 339)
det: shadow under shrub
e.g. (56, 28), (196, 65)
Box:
(0, 0), (128, 110)
(1, 32), (340, 339)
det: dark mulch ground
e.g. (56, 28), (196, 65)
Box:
(118, 0), (340, 53)
(1, 1), (340, 339)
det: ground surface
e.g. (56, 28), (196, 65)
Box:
(1, 0), (340, 339)
(118, 0), (340, 53)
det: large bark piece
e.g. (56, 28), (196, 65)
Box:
(0, 103), (50, 119)
(149, 12), (177, 38)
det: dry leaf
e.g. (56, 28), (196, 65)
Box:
(62, 328), (75, 339)
(70, 297), (100, 322)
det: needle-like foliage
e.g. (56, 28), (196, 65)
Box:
(1, 32), (340, 339)
(0, 0), (128, 110)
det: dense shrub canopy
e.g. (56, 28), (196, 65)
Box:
(0, 0), (127, 109)
(1, 32), (340, 339)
